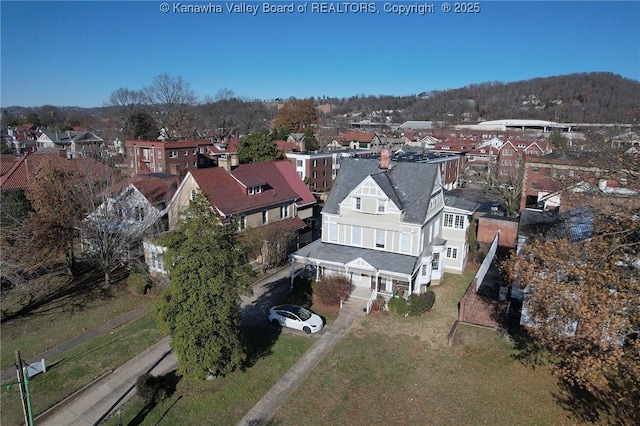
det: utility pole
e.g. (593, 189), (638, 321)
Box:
(15, 350), (34, 426)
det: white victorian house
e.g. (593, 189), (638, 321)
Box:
(292, 156), (477, 307)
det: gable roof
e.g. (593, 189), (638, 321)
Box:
(272, 161), (316, 207)
(431, 138), (476, 153)
(189, 161), (314, 217)
(336, 131), (377, 143)
(39, 130), (103, 144)
(273, 139), (300, 152)
(0, 152), (110, 192)
(323, 158), (439, 224)
(128, 173), (180, 206)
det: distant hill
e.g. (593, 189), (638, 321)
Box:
(3, 72), (639, 133)
(328, 72), (640, 124)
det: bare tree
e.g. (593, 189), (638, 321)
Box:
(236, 100), (270, 135)
(77, 165), (172, 286)
(502, 135), (640, 423)
(145, 73), (198, 139)
(482, 161), (524, 217)
(105, 87), (148, 139)
(241, 226), (297, 271)
(202, 89), (238, 140)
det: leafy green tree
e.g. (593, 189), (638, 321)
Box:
(549, 131), (569, 151)
(303, 127), (319, 151)
(237, 130), (284, 164)
(125, 110), (159, 140)
(270, 127), (290, 141)
(156, 192), (253, 380)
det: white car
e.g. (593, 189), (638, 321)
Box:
(268, 305), (324, 334)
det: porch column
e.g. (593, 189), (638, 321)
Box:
(290, 257), (295, 291)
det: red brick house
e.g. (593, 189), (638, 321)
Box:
(430, 138), (477, 156)
(497, 139), (550, 180)
(125, 139), (216, 176)
(465, 145), (499, 179)
(520, 152), (639, 212)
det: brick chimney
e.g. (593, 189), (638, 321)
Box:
(380, 148), (390, 169)
(218, 154), (232, 173)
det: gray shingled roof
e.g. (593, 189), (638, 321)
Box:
(444, 195), (480, 213)
(293, 239), (418, 277)
(323, 158), (439, 224)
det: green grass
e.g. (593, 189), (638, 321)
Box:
(1, 270), (151, 371)
(103, 330), (314, 426)
(103, 265), (578, 425)
(272, 324), (577, 426)
(1, 310), (163, 426)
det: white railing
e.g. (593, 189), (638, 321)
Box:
(366, 289), (378, 314)
(474, 230), (500, 291)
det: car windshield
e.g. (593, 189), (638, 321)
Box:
(295, 306), (312, 321)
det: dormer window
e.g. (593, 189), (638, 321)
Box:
(377, 199), (386, 213)
(248, 185), (262, 195)
(353, 197), (361, 211)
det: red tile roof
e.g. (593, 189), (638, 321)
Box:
(189, 161), (315, 217)
(0, 152), (110, 192)
(273, 161), (316, 207)
(273, 139), (300, 152)
(131, 174), (180, 205)
(336, 131), (376, 143)
(125, 139), (214, 149)
(0, 155), (21, 176)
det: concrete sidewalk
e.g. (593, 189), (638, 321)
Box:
(37, 337), (176, 425)
(237, 306), (365, 426)
(36, 265), (365, 426)
(1, 305), (146, 383)
(38, 266), (293, 425)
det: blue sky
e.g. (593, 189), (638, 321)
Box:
(1, 1), (639, 107)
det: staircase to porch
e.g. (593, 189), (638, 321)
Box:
(342, 286), (374, 314)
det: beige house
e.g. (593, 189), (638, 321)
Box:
(292, 154), (477, 308)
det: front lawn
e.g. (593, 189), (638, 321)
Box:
(1, 310), (163, 426)
(103, 329), (314, 425)
(1, 265), (151, 371)
(272, 324), (576, 425)
(271, 268), (581, 425)
(103, 266), (580, 425)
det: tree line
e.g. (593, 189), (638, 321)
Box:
(3, 72), (638, 144)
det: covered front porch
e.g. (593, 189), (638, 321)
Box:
(291, 239), (421, 312)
